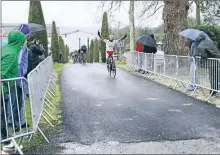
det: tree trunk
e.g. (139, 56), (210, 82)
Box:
(129, 1), (135, 51)
(195, 0), (201, 25)
(163, 0), (189, 56)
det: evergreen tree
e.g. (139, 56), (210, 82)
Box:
(100, 12), (109, 63)
(50, 21), (59, 62)
(59, 36), (65, 63)
(65, 44), (70, 63)
(88, 40), (94, 63)
(94, 38), (99, 62)
(28, 1), (48, 56)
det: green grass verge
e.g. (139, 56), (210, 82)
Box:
(115, 60), (126, 65)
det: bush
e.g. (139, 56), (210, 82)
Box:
(193, 25), (220, 50)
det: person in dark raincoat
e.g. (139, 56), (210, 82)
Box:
(196, 32), (220, 96)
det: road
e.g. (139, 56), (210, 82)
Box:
(25, 63), (220, 154)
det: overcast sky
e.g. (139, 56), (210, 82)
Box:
(2, 1), (196, 50)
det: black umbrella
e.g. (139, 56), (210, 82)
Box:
(135, 35), (156, 47)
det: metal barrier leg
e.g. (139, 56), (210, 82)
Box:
(184, 84), (190, 93)
(160, 77), (167, 85)
(147, 72), (153, 79)
(42, 114), (54, 127)
(37, 127), (50, 143)
(14, 137), (24, 154)
(173, 80), (179, 89)
(44, 101), (55, 111)
(200, 88), (206, 96)
(52, 71), (58, 78)
(179, 82), (187, 91)
(47, 91), (55, 100)
(48, 86), (56, 96)
(12, 138), (23, 155)
(48, 87), (56, 96)
(43, 108), (55, 120)
(50, 80), (58, 89)
(206, 92), (213, 102)
(45, 97), (55, 107)
(28, 134), (33, 142)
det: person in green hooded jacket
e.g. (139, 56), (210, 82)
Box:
(1, 30), (26, 92)
(1, 30), (26, 146)
(196, 32), (220, 96)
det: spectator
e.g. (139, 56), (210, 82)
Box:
(13, 24), (32, 133)
(196, 32), (220, 96)
(4, 24), (31, 152)
(59, 52), (63, 63)
(27, 35), (44, 69)
(188, 41), (200, 91)
(142, 34), (157, 54)
(1, 30), (26, 153)
(37, 39), (46, 62)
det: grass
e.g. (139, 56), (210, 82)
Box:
(53, 63), (64, 73)
(115, 59), (126, 65)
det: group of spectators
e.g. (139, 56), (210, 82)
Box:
(134, 32), (219, 96)
(1, 24), (45, 153)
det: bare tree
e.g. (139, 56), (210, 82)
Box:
(200, 0), (220, 24)
(129, 1), (135, 51)
(98, 1), (135, 51)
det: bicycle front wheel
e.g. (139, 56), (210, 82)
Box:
(112, 63), (116, 78)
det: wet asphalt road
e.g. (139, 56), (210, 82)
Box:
(26, 63), (220, 154)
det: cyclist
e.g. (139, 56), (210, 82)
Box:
(78, 45), (87, 63)
(98, 30), (127, 69)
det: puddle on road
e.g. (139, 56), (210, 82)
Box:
(123, 118), (133, 121)
(183, 103), (192, 106)
(145, 98), (158, 101)
(95, 104), (102, 107)
(168, 109), (182, 113)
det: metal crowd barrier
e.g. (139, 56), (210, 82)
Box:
(126, 52), (220, 103)
(1, 56), (58, 154)
(1, 77), (34, 154)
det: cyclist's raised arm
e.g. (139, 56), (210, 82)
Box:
(98, 30), (105, 42)
(119, 33), (127, 41)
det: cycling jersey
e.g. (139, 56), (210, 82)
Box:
(103, 39), (119, 52)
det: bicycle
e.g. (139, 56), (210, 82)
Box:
(107, 55), (116, 77)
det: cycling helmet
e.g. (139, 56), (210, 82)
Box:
(109, 34), (114, 41)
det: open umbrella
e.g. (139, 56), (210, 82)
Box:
(178, 29), (211, 41)
(135, 35), (156, 47)
(16, 23), (46, 33)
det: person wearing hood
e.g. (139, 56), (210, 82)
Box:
(196, 32), (220, 96)
(1, 30), (26, 151)
(27, 35), (44, 68)
(5, 25), (31, 139)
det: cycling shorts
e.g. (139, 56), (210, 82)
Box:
(106, 51), (113, 56)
